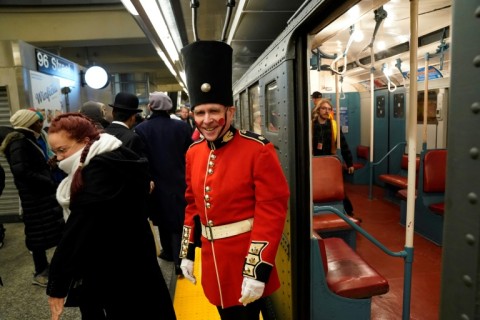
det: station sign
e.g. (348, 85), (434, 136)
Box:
(35, 49), (76, 80)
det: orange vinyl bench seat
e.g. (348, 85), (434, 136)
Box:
(316, 235), (389, 299)
(396, 188), (417, 201)
(313, 214), (361, 232)
(428, 202), (445, 215)
(379, 154), (420, 190)
(379, 174), (408, 189)
(344, 145), (370, 170)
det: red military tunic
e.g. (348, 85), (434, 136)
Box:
(180, 127), (289, 308)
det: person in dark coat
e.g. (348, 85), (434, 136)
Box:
(0, 109), (64, 287)
(311, 98), (356, 216)
(178, 105), (195, 135)
(134, 92), (193, 274)
(0, 126), (13, 249)
(46, 113), (176, 320)
(104, 92), (146, 157)
(0, 162), (5, 249)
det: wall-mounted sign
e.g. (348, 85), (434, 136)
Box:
(35, 49), (76, 80)
(401, 66), (444, 82)
(30, 70), (63, 127)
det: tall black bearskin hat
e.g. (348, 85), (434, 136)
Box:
(181, 41), (233, 110)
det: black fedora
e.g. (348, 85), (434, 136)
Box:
(109, 92), (142, 113)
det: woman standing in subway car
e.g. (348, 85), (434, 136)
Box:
(46, 113), (176, 320)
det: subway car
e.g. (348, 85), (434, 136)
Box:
(225, 0), (477, 319)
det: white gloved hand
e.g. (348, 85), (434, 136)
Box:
(238, 277), (265, 306)
(180, 259), (196, 285)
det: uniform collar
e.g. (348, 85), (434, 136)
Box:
(207, 126), (236, 150)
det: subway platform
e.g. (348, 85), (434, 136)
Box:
(0, 222), (177, 320)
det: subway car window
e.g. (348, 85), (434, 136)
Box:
(266, 81), (280, 133)
(248, 84), (260, 133)
(240, 90), (248, 130)
(233, 98), (241, 128)
(417, 90), (439, 124)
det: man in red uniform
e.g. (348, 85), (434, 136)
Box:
(179, 40), (290, 320)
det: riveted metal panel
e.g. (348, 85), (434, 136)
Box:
(233, 0), (323, 92)
(440, 1), (480, 319)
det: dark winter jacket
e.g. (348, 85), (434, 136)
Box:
(104, 122), (146, 157)
(0, 129), (64, 251)
(134, 112), (192, 227)
(312, 119), (353, 167)
(0, 163), (4, 196)
(47, 146), (176, 319)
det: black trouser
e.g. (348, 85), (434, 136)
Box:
(343, 194), (354, 216)
(217, 298), (265, 320)
(79, 303), (106, 320)
(31, 250), (49, 275)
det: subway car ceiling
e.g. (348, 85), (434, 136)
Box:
(310, 0), (451, 91)
(0, 0), (306, 92)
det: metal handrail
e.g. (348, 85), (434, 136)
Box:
(368, 141), (407, 199)
(315, 205), (412, 320)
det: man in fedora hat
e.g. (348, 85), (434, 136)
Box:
(179, 40), (289, 319)
(104, 92), (146, 157)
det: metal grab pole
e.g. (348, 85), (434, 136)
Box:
(335, 62), (341, 150)
(423, 54), (429, 150)
(403, 1), (419, 319)
(368, 71), (375, 199)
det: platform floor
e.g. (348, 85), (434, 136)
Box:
(0, 222), (176, 320)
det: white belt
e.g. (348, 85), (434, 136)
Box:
(201, 218), (253, 241)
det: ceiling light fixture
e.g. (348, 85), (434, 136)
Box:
(120, 0), (139, 16)
(81, 66), (110, 89)
(140, 0), (179, 63)
(122, 0), (186, 88)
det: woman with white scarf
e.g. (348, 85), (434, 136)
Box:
(46, 113), (176, 320)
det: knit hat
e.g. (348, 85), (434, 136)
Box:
(149, 92), (173, 111)
(10, 109), (40, 129)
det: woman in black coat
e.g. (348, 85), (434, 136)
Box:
(0, 110), (64, 286)
(46, 113), (176, 320)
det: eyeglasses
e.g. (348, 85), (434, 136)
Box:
(319, 107), (332, 111)
(52, 145), (74, 156)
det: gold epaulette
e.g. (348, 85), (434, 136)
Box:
(238, 130), (269, 145)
